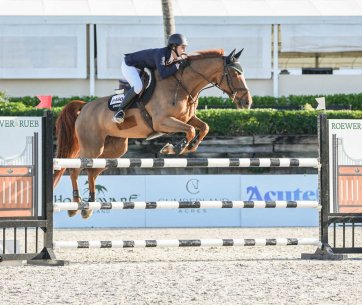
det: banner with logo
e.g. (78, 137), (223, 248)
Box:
(54, 174), (318, 228)
(329, 120), (362, 213)
(0, 117), (43, 217)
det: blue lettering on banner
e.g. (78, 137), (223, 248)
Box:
(54, 194), (139, 202)
(246, 186), (317, 201)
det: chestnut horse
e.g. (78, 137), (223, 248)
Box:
(54, 49), (253, 219)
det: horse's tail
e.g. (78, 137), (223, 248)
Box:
(53, 100), (86, 188)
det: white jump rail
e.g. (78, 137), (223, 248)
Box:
(54, 238), (321, 249)
(53, 200), (320, 212)
(53, 157), (320, 170)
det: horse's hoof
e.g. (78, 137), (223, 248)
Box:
(160, 143), (176, 154)
(81, 209), (93, 220)
(67, 210), (78, 217)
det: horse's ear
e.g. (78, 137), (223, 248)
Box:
(235, 48), (244, 59)
(226, 49), (236, 63)
(227, 49), (236, 59)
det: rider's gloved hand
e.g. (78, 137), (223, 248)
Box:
(177, 59), (190, 69)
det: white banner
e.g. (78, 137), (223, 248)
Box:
(0, 24), (87, 78)
(97, 24), (271, 79)
(281, 24), (362, 52)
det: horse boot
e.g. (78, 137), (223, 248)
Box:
(112, 87), (138, 124)
(68, 190), (81, 217)
(81, 192), (95, 219)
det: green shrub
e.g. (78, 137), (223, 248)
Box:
(2, 95), (362, 135)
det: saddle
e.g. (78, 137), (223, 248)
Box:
(107, 68), (155, 112)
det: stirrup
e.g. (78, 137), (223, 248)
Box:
(112, 110), (125, 124)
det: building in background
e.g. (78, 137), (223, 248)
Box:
(0, 0), (362, 98)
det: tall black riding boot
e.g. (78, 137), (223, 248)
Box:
(112, 88), (138, 124)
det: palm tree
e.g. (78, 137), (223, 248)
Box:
(161, 0), (175, 45)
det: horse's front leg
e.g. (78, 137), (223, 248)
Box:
(154, 117), (196, 155)
(68, 168), (83, 217)
(81, 168), (103, 219)
(184, 116), (209, 153)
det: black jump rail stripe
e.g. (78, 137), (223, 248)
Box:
(77, 241), (89, 248)
(221, 201), (234, 208)
(100, 241), (112, 248)
(100, 202), (113, 210)
(286, 201), (298, 208)
(186, 158), (209, 167)
(244, 239), (256, 246)
(265, 239), (277, 246)
(229, 158), (240, 167)
(145, 240), (157, 247)
(287, 238), (299, 245)
(265, 201), (277, 208)
(270, 158), (281, 166)
(243, 201), (255, 208)
(250, 158), (260, 166)
(80, 158), (93, 168)
(106, 159), (119, 168)
(145, 202), (157, 209)
(123, 241), (135, 248)
(122, 202), (135, 209)
(290, 159), (300, 167)
(153, 158), (165, 167)
(129, 159), (142, 167)
(179, 201), (201, 208)
(222, 239), (234, 246)
(179, 239), (202, 247)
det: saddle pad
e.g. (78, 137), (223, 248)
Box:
(108, 69), (156, 112)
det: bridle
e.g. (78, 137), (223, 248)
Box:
(173, 57), (250, 105)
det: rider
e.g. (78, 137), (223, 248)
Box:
(112, 33), (189, 124)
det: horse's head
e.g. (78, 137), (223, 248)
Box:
(220, 49), (253, 109)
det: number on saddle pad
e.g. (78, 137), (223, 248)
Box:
(107, 94), (125, 111)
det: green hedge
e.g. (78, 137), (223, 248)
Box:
(197, 109), (362, 136)
(3, 92), (362, 110)
(198, 93), (362, 109)
(2, 99), (362, 136)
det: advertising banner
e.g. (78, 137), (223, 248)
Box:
(0, 117), (43, 217)
(54, 174), (318, 228)
(329, 120), (362, 213)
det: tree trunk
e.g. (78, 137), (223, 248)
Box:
(161, 0), (175, 46)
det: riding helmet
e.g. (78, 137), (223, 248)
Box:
(167, 33), (188, 47)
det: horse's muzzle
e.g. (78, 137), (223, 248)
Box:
(237, 95), (253, 109)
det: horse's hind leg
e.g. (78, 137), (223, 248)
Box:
(81, 137), (129, 219)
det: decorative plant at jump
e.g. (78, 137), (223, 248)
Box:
(83, 181), (108, 197)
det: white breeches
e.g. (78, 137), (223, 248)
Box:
(121, 58), (143, 94)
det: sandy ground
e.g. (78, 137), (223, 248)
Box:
(1, 227), (362, 305)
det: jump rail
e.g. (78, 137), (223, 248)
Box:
(53, 200), (320, 212)
(53, 157), (319, 169)
(54, 238), (321, 249)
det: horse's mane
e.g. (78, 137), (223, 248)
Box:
(187, 49), (224, 61)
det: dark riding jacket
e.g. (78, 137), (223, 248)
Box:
(124, 47), (180, 79)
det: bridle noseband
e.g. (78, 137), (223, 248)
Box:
(220, 59), (250, 103)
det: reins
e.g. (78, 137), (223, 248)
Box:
(172, 57), (250, 106)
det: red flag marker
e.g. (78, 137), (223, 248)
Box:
(36, 96), (52, 109)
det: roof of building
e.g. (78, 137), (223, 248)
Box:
(0, 0), (362, 24)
